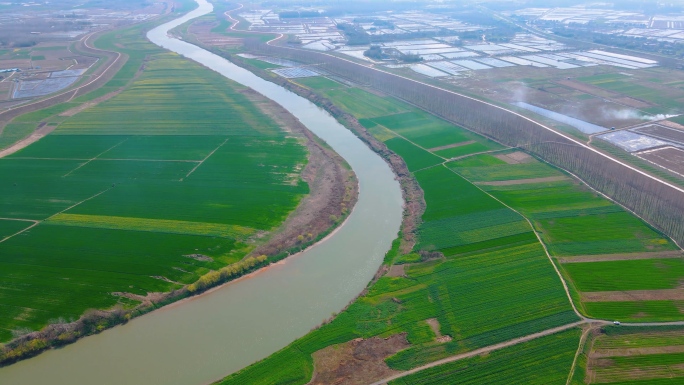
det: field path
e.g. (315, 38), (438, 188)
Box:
(620, 321), (684, 327)
(0, 122), (58, 158)
(0, 186), (114, 246)
(0, 217), (38, 223)
(566, 325), (594, 385)
(0, 217), (41, 243)
(62, 137), (130, 177)
(475, 175), (568, 186)
(368, 321), (589, 385)
(0, 222), (40, 244)
(558, 250), (683, 263)
(181, 137), (228, 180)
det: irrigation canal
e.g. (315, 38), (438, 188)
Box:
(0, 0), (403, 383)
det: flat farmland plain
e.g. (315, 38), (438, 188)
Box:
(448, 152), (680, 321)
(577, 72), (684, 114)
(215, 70), (682, 384)
(0, 220), (33, 240)
(0, 28), (309, 343)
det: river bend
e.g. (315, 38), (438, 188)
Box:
(0, 1), (403, 384)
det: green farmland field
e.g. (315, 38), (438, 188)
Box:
(448, 153), (561, 182)
(390, 329), (580, 385)
(319, 87), (409, 118)
(578, 73), (684, 113)
(0, 220), (32, 240)
(447, 152), (680, 321)
(563, 258), (684, 291)
(0, 24), (309, 342)
(370, 111), (497, 150)
(584, 301), (684, 322)
(294, 76), (344, 90)
(0, 226), (244, 342)
(582, 326), (684, 384)
(449, 154), (676, 257)
(214, 68), (684, 385)
(383, 137), (444, 171)
(54, 56), (282, 135)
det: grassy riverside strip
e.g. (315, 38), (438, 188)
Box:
(201, 41), (683, 382)
(0, 13), (357, 365)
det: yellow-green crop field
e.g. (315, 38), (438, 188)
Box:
(46, 214), (256, 239)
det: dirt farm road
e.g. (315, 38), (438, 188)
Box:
(367, 321), (590, 385)
(367, 318), (684, 385)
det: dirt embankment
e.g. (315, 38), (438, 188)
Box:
(558, 250), (683, 263)
(582, 289), (684, 302)
(307, 334), (409, 385)
(238, 87), (358, 258)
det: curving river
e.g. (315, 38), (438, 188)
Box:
(0, 1), (403, 384)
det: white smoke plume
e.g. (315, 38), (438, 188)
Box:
(600, 107), (676, 122)
(509, 83), (528, 103)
